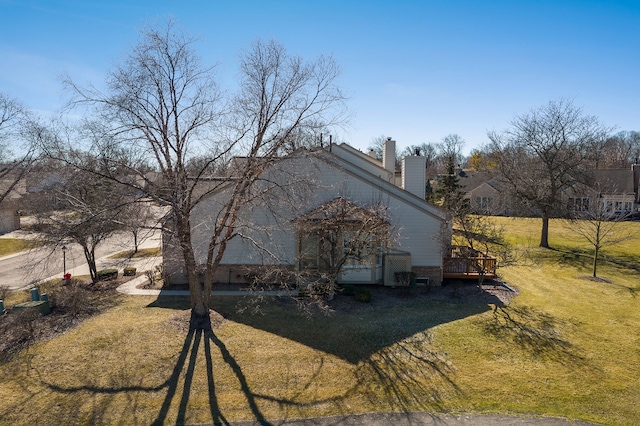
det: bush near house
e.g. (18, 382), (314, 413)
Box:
(96, 268), (118, 281)
(341, 285), (356, 296)
(123, 267), (136, 276)
(355, 288), (372, 303)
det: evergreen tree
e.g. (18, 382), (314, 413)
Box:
(435, 155), (469, 217)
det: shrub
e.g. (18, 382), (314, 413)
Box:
(145, 264), (164, 287)
(306, 280), (336, 300)
(96, 269), (118, 281)
(355, 288), (372, 303)
(123, 267), (136, 276)
(341, 285), (356, 296)
(54, 283), (93, 316)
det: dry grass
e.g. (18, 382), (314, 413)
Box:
(0, 238), (41, 257)
(0, 217), (639, 424)
(108, 247), (161, 259)
(0, 277), (125, 367)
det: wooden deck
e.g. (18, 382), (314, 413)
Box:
(443, 246), (497, 280)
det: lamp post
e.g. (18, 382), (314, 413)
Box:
(62, 245), (67, 278)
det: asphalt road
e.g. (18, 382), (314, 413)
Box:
(0, 228), (162, 290)
(227, 412), (600, 425)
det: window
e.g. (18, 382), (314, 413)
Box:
(603, 200), (614, 214)
(601, 199), (633, 216)
(299, 234), (320, 270)
(296, 198), (389, 274)
(342, 231), (374, 269)
(298, 228), (381, 271)
(568, 197), (590, 212)
(475, 196), (492, 212)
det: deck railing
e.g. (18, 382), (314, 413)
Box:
(443, 246), (497, 279)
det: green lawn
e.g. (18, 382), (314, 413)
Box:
(0, 217), (639, 425)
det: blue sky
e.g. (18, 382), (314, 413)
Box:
(1, 0), (639, 155)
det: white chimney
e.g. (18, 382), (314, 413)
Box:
(402, 155), (426, 199)
(382, 138), (396, 175)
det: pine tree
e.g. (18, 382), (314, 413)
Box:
(435, 155), (469, 217)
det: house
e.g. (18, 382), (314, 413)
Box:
(458, 170), (511, 216)
(0, 164), (27, 234)
(565, 165), (640, 218)
(163, 139), (452, 287)
(460, 164), (640, 219)
(0, 199), (20, 234)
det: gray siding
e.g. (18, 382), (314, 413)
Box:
(189, 154), (447, 269)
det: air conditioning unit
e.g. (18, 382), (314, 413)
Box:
(383, 251), (411, 287)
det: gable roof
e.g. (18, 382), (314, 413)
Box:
(591, 168), (635, 194)
(297, 197), (388, 224)
(192, 143), (449, 223)
(320, 144), (448, 222)
(458, 170), (506, 193)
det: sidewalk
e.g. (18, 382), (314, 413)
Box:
(116, 275), (297, 297)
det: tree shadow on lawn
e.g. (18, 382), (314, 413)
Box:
(37, 323), (453, 424)
(483, 305), (587, 366)
(152, 328), (270, 425)
(34, 287), (503, 423)
(37, 326), (270, 425)
(539, 244), (640, 276)
(138, 286), (504, 418)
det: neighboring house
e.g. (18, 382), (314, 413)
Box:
(23, 171), (69, 212)
(163, 139), (452, 287)
(458, 170), (511, 216)
(0, 197), (21, 234)
(565, 165), (640, 218)
(460, 164), (640, 219)
(0, 165), (27, 234)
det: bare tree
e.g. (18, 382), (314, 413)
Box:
(453, 213), (512, 289)
(120, 201), (157, 255)
(592, 131), (640, 169)
(488, 99), (611, 248)
(436, 134), (465, 167)
(367, 134), (389, 160)
(565, 192), (632, 279)
(31, 163), (129, 283)
(296, 198), (394, 300)
(62, 21), (347, 328)
(0, 93), (38, 205)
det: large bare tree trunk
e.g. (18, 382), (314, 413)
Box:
(540, 214), (550, 248)
(176, 214), (211, 329)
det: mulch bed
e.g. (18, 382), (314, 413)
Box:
(0, 277), (130, 364)
(161, 280), (518, 306)
(164, 281), (519, 333)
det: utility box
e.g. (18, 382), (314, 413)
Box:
(13, 300), (50, 316)
(383, 251), (412, 287)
